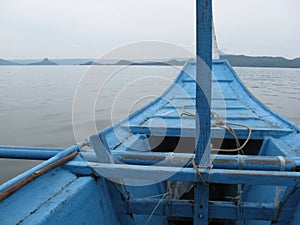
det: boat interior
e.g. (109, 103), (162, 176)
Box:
(1, 60), (300, 225)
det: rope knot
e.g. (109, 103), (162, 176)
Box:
(215, 120), (226, 126)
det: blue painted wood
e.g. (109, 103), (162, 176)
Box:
(0, 167), (135, 225)
(123, 124), (293, 139)
(0, 146), (64, 159)
(1, 59), (300, 224)
(0, 148), (59, 159)
(0, 146), (64, 151)
(88, 152), (300, 171)
(67, 162), (300, 186)
(0, 168), (77, 225)
(195, 0), (212, 165)
(90, 134), (114, 163)
(22, 177), (107, 225)
(112, 61), (298, 159)
(195, 1), (212, 224)
(273, 187), (300, 224)
(290, 189), (300, 225)
(129, 199), (293, 222)
(0, 0), (300, 222)
(1, 56), (300, 225)
(5, 147), (291, 172)
(96, 177), (135, 225)
(0, 145), (79, 193)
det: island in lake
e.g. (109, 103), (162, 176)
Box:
(220, 55), (300, 68)
(0, 58), (20, 65)
(81, 59), (186, 66)
(28, 58), (57, 65)
(1, 55), (300, 68)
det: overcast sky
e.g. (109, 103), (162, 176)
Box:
(1, 0), (299, 59)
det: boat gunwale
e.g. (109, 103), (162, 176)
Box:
(222, 59), (300, 132)
(100, 59), (300, 146)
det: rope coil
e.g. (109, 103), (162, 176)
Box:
(181, 106), (252, 154)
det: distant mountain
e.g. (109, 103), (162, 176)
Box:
(80, 59), (136, 65)
(131, 59), (186, 66)
(115, 60), (134, 65)
(28, 58), (57, 65)
(51, 59), (93, 65)
(220, 55), (300, 68)
(3, 56), (300, 68)
(80, 61), (102, 65)
(165, 59), (187, 66)
(10, 58), (93, 65)
(80, 59), (187, 66)
(0, 58), (20, 65)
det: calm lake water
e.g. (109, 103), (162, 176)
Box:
(0, 65), (300, 183)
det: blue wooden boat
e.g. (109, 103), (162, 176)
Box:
(1, 1), (300, 224)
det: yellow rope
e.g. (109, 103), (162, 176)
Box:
(191, 158), (208, 185)
(182, 107), (250, 225)
(180, 104), (196, 117)
(211, 121), (252, 153)
(181, 106), (252, 154)
(211, 111), (242, 151)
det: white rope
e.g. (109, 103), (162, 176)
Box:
(208, 164), (214, 184)
(142, 193), (170, 200)
(237, 154), (243, 170)
(166, 152), (174, 166)
(278, 156), (286, 171)
(144, 192), (169, 225)
(273, 156), (286, 221)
